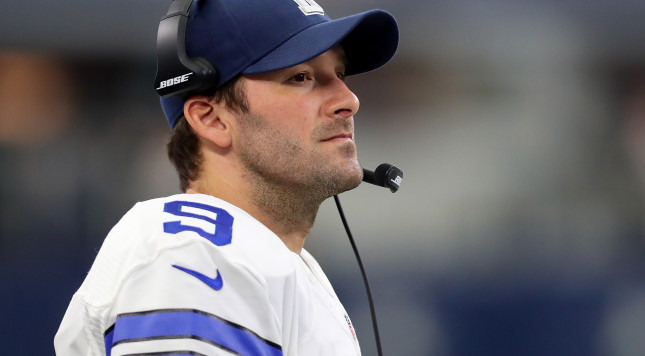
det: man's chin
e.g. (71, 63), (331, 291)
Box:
(333, 163), (364, 194)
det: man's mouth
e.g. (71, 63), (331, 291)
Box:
(322, 133), (353, 142)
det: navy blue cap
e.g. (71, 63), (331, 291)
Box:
(160, 0), (399, 128)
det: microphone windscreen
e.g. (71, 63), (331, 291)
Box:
(381, 164), (403, 193)
(373, 164), (392, 187)
(362, 163), (403, 192)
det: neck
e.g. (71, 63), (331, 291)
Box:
(245, 176), (322, 253)
(187, 167), (322, 254)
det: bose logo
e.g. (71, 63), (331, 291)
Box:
(391, 176), (403, 186)
(157, 72), (193, 89)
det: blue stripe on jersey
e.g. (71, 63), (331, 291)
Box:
(125, 354), (199, 356)
(104, 309), (282, 356)
(104, 327), (114, 356)
(123, 352), (207, 356)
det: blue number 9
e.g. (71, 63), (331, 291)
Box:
(163, 201), (234, 246)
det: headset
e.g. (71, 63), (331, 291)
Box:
(154, 0), (217, 98)
(155, 2), (404, 355)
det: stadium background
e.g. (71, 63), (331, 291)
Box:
(2, 0), (645, 354)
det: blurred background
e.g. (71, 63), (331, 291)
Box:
(2, 0), (645, 354)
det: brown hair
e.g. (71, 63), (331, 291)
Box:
(167, 77), (249, 192)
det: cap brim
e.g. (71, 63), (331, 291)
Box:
(242, 9), (398, 76)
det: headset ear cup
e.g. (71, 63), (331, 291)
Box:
(191, 57), (218, 91)
(155, 0), (219, 97)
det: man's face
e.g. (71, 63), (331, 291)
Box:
(234, 46), (363, 199)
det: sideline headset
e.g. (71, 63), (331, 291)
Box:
(154, 0), (217, 98)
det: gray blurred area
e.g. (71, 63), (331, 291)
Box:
(2, 0), (645, 354)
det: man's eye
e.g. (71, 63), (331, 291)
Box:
(292, 73), (307, 82)
(337, 72), (346, 81)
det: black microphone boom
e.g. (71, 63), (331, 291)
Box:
(362, 163), (403, 193)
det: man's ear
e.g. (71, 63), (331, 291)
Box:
(183, 95), (233, 148)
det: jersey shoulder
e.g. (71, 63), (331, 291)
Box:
(78, 193), (296, 307)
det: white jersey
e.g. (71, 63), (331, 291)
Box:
(55, 193), (361, 356)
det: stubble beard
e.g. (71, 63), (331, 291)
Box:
(237, 112), (363, 225)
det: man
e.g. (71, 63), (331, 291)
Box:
(55, 0), (398, 354)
